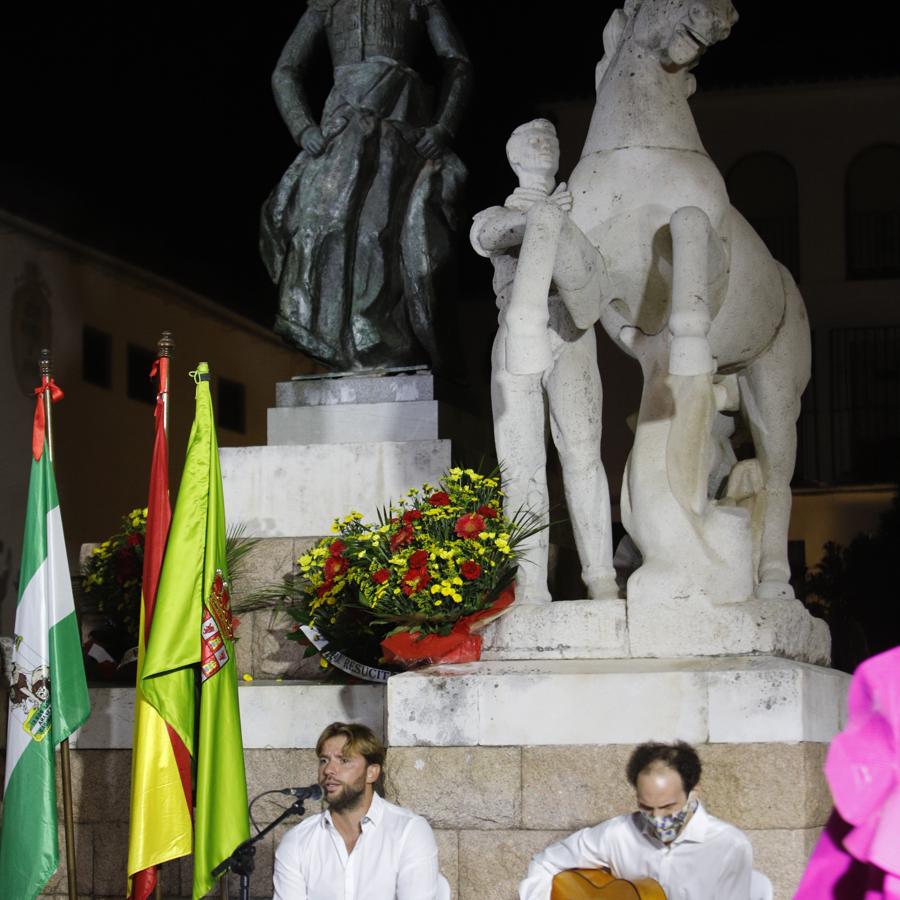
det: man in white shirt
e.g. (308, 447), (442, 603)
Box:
(518, 741), (753, 900)
(273, 721), (442, 900)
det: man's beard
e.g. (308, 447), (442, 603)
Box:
(326, 780), (367, 813)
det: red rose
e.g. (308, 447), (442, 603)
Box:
(429, 491), (451, 507)
(477, 505), (498, 519)
(408, 549), (429, 568)
(371, 568), (390, 585)
(329, 540), (346, 557)
(127, 531), (143, 546)
(402, 509), (422, 525)
(401, 567), (430, 596)
(460, 561), (482, 580)
(390, 525), (414, 552)
(454, 513), (485, 539)
(323, 556), (348, 580)
(315, 584), (329, 598)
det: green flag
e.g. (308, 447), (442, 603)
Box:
(141, 362), (249, 899)
(0, 434), (90, 900)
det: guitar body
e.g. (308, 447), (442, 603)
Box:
(551, 868), (667, 900)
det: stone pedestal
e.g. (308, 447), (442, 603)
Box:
(220, 371), (453, 537)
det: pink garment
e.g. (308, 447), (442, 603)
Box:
(794, 647), (900, 899)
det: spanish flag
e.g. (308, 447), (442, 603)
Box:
(127, 352), (193, 899)
(141, 362), (250, 899)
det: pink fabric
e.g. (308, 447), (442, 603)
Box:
(794, 647), (900, 899)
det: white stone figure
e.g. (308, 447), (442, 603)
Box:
(471, 120), (618, 604)
(504, 0), (811, 606)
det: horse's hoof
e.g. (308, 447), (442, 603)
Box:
(755, 580), (795, 600)
(585, 576), (620, 601)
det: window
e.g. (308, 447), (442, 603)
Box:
(846, 144), (900, 279)
(830, 326), (900, 483)
(126, 344), (158, 405)
(727, 153), (801, 281)
(82, 326), (112, 388)
(218, 377), (246, 434)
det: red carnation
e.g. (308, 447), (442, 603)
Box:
(408, 549), (429, 568)
(127, 531), (143, 546)
(402, 509), (422, 525)
(329, 540), (346, 557)
(460, 561), (482, 580)
(401, 567), (431, 596)
(454, 513), (485, 539)
(429, 491), (451, 507)
(477, 505), (498, 519)
(315, 583), (330, 598)
(390, 525), (414, 552)
(371, 568), (390, 585)
(323, 555), (348, 580)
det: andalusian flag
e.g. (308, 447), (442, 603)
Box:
(127, 353), (193, 899)
(142, 362), (249, 899)
(0, 382), (90, 900)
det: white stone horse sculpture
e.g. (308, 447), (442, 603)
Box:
(505, 0), (810, 608)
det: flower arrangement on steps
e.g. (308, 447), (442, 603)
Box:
(285, 466), (544, 676)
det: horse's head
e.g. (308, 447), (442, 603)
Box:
(625, 0), (738, 69)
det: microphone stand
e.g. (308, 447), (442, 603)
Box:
(212, 797), (311, 900)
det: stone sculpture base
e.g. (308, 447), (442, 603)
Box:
(481, 594), (829, 664)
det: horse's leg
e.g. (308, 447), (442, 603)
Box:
(668, 206), (716, 377)
(738, 267), (811, 599)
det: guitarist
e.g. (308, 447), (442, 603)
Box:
(518, 742), (753, 900)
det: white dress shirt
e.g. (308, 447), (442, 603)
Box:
(518, 801), (752, 900)
(273, 791), (439, 900)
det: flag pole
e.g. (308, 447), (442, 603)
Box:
(158, 331), (174, 439)
(40, 348), (79, 900)
(155, 331), (173, 900)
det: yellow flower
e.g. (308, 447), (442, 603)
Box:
(242, 673), (254, 682)
(299, 554), (312, 567)
(319, 658), (329, 669)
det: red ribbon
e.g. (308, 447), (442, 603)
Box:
(32, 377), (64, 461)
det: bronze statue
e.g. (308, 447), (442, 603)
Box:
(260, 0), (472, 371)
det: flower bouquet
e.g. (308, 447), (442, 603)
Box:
(80, 507), (147, 678)
(286, 467), (542, 674)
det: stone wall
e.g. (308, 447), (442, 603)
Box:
(33, 741), (829, 899)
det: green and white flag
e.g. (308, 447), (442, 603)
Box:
(0, 423), (90, 900)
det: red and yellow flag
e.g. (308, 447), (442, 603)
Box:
(127, 354), (193, 899)
(141, 362), (250, 899)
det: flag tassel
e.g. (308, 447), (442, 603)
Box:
(40, 348), (79, 900)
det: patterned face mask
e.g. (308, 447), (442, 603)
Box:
(640, 793), (699, 844)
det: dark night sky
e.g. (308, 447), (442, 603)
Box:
(1, 3), (897, 326)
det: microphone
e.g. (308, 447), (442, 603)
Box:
(279, 783), (323, 801)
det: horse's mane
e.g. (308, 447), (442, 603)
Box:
(594, 3), (638, 89)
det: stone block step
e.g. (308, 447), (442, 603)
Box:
(220, 440), (451, 537)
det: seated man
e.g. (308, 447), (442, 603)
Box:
(518, 741), (753, 900)
(274, 721), (442, 899)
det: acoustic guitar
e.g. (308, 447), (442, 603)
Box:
(551, 868), (667, 900)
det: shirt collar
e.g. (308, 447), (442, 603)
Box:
(673, 799), (710, 845)
(322, 790), (383, 830)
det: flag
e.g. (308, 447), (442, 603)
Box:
(127, 353), (193, 899)
(142, 362), (249, 899)
(0, 378), (90, 900)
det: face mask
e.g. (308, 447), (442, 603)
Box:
(640, 793), (698, 844)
